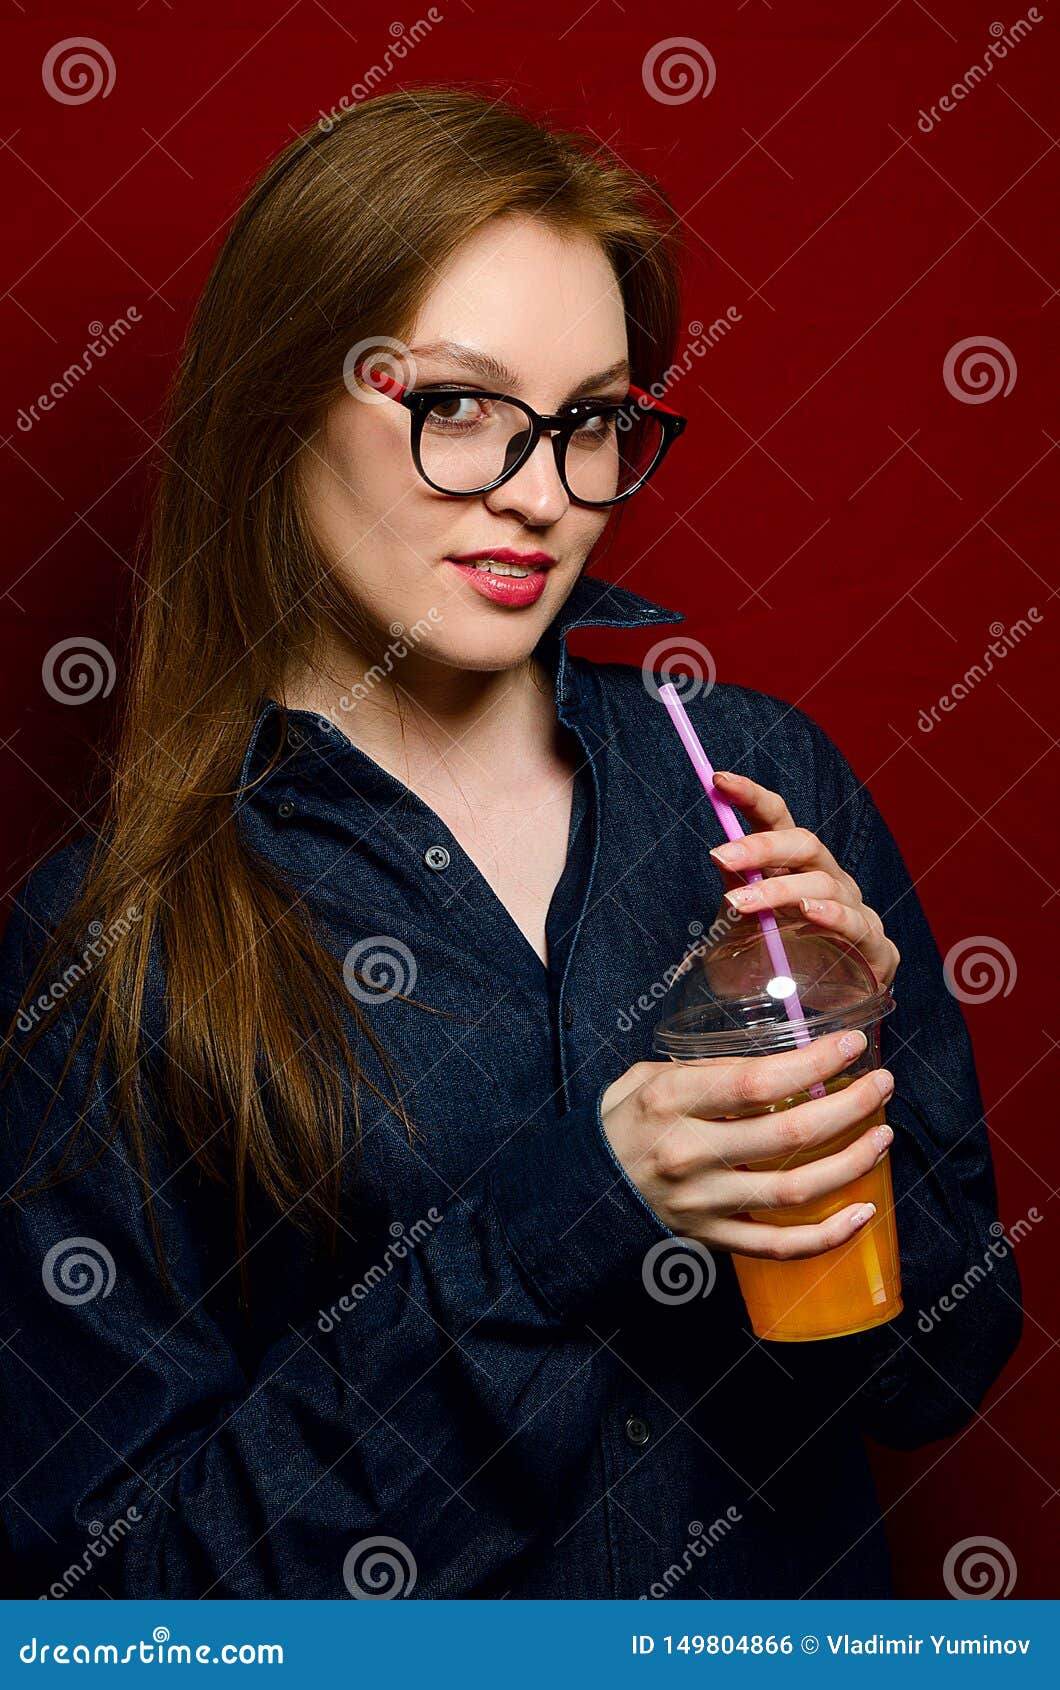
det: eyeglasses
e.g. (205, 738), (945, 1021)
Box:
(357, 361), (687, 508)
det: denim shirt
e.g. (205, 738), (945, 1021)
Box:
(0, 570), (1022, 1600)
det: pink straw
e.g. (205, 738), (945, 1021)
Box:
(658, 683), (826, 1100)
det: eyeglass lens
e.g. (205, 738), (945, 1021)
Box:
(418, 394), (666, 502)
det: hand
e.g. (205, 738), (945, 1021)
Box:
(707, 769), (901, 991)
(600, 1029), (895, 1259)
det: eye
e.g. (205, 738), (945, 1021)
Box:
(424, 392), (491, 430)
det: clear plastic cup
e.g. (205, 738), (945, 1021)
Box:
(652, 913), (902, 1342)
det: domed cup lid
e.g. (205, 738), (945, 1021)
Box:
(652, 914), (895, 1060)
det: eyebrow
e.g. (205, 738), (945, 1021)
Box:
(409, 340), (631, 403)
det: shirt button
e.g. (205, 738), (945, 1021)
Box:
(277, 800), (295, 819)
(424, 845), (451, 871)
(624, 1415), (651, 1447)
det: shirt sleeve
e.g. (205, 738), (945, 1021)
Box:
(777, 709), (1024, 1449)
(0, 875), (677, 1599)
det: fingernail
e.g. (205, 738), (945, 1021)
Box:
(710, 843), (746, 866)
(838, 1030), (867, 1058)
(801, 897), (825, 915)
(873, 1124), (894, 1151)
(713, 770), (737, 784)
(874, 1070), (894, 1099)
(725, 887), (757, 907)
(851, 1203), (877, 1229)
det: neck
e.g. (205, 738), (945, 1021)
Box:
(281, 627), (563, 801)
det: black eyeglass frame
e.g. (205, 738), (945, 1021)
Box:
(359, 363), (688, 508)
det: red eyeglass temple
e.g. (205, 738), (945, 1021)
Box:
(358, 363), (683, 418)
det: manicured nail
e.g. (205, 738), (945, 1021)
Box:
(874, 1070), (894, 1099)
(713, 770), (737, 784)
(800, 897), (825, 915)
(725, 887), (757, 907)
(873, 1124), (894, 1151)
(710, 843), (746, 866)
(851, 1203), (877, 1229)
(838, 1030), (867, 1058)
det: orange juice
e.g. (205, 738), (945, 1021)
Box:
(727, 1073), (902, 1342)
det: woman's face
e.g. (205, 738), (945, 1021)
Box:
(299, 213), (630, 672)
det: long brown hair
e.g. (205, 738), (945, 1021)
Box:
(3, 84), (684, 1278)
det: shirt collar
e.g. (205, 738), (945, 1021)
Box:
(239, 570), (685, 790)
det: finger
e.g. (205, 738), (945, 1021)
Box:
(710, 770), (795, 834)
(722, 869), (847, 918)
(653, 1027), (870, 1126)
(705, 1199), (879, 1261)
(710, 825), (855, 893)
(727, 1112), (892, 1212)
(707, 1067), (893, 1168)
(798, 897), (900, 989)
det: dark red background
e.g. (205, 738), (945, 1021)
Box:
(2, 1), (1057, 1597)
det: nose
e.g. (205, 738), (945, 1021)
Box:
(482, 431), (568, 527)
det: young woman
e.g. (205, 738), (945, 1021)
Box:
(0, 86), (1020, 1600)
